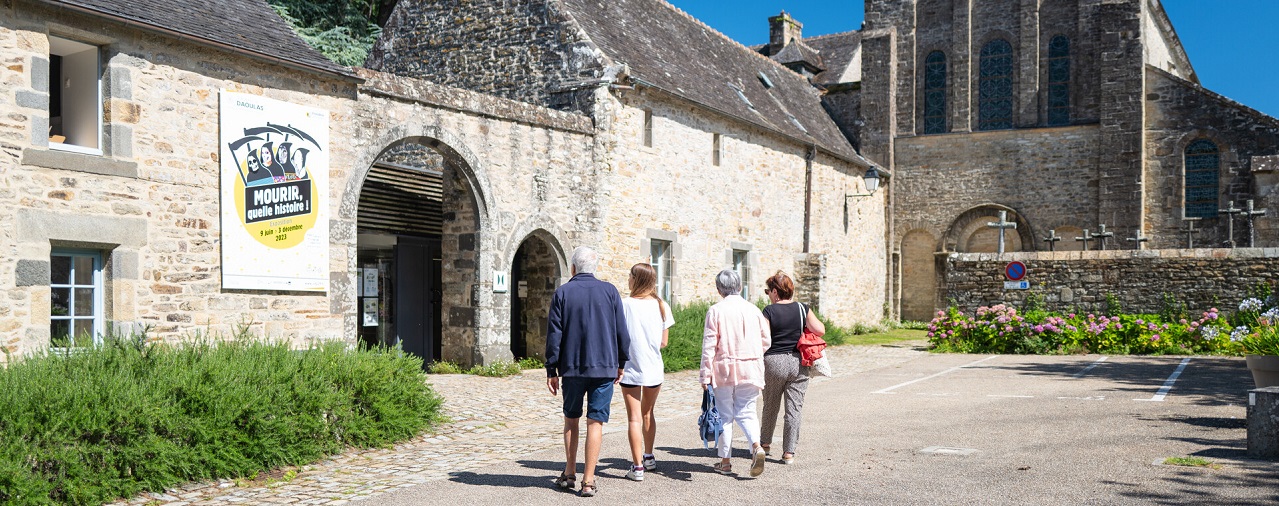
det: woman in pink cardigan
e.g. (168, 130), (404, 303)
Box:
(700, 269), (772, 477)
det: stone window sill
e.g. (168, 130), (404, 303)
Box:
(21, 148), (138, 178)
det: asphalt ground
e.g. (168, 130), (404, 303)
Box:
(369, 353), (1278, 505)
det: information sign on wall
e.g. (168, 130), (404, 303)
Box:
(219, 91), (329, 291)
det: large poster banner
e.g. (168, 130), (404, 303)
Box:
(219, 91), (329, 291)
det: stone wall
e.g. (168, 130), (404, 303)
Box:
(892, 124), (1102, 247)
(594, 89), (887, 325)
(365, 0), (610, 113)
(943, 248), (1279, 315)
(1143, 67), (1279, 249)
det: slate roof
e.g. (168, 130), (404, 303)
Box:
(802, 31), (861, 86)
(772, 40), (825, 73)
(558, 0), (864, 164)
(33, 0), (355, 79)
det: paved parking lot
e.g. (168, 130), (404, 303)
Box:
(376, 351), (1278, 505)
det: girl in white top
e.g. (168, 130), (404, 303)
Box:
(620, 263), (675, 482)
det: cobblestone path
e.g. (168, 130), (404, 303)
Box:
(115, 343), (925, 505)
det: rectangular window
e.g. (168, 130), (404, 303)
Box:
(732, 249), (750, 301)
(50, 250), (103, 348)
(48, 36), (102, 154)
(712, 133), (722, 166)
(650, 239), (672, 302)
(642, 109), (653, 147)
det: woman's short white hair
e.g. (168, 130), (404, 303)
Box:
(571, 246), (599, 274)
(715, 269), (742, 296)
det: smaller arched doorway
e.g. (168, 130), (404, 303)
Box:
(943, 205), (1037, 253)
(510, 234), (562, 360)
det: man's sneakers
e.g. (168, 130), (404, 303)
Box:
(642, 454), (657, 471)
(750, 447), (766, 477)
(625, 466), (644, 481)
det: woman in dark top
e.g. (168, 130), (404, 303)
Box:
(759, 271), (825, 464)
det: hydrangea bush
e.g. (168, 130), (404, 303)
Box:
(928, 303), (1244, 355)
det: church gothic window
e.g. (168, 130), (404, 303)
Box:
(1047, 35), (1071, 126)
(923, 51), (947, 134)
(1184, 139), (1220, 219)
(978, 39), (1014, 131)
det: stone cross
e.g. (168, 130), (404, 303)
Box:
(986, 210), (1018, 255)
(1179, 217), (1201, 249)
(1243, 199), (1267, 248)
(1126, 229), (1149, 250)
(1091, 224), (1115, 251)
(1075, 229), (1092, 251)
(1219, 201), (1245, 248)
(1042, 229), (1061, 251)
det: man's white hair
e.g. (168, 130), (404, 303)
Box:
(715, 269), (742, 296)
(571, 246), (599, 274)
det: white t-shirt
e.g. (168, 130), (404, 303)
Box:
(621, 297), (675, 387)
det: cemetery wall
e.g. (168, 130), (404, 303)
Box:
(942, 248), (1279, 315)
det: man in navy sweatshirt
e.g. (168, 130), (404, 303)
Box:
(545, 246), (630, 497)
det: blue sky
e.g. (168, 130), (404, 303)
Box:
(668, 0), (1279, 119)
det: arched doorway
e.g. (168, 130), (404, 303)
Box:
(509, 233), (562, 360)
(900, 230), (938, 322)
(354, 139), (482, 367)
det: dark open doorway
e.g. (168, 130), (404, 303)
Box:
(356, 144), (447, 367)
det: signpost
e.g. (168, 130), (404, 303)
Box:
(1003, 261), (1028, 290)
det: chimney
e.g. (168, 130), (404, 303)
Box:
(769, 11), (803, 55)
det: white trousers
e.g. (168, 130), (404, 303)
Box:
(713, 383), (762, 459)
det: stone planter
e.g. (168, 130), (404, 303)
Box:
(1246, 355), (1279, 388)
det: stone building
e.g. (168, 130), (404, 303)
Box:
(0, 0), (885, 365)
(806, 0), (1279, 320)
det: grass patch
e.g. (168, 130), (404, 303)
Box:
(0, 337), (442, 505)
(1162, 456), (1219, 469)
(662, 301), (925, 372)
(427, 357), (544, 377)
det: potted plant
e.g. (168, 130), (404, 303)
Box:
(1240, 307), (1279, 388)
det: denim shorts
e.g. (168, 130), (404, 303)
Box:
(561, 376), (615, 422)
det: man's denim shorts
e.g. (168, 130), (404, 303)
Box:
(561, 376), (614, 422)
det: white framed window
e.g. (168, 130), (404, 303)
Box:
(650, 239), (672, 302)
(50, 250), (104, 348)
(642, 109), (653, 147)
(48, 36), (102, 154)
(712, 133), (722, 166)
(732, 249), (750, 301)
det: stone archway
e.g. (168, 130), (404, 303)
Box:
(509, 232), (563, 360)
(942, 204), (1037, 253)
(343, 133), (491, 366)
(900, 229), (939, 322)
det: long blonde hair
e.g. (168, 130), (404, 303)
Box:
(628, 263), (666, 319)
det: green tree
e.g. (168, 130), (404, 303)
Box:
(268, 0), (398, 66)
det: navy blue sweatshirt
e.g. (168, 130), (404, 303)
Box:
(545, 273), (631, 378)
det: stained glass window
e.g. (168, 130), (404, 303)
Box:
(923, 51), (947, 134)
(978, 39), (1014, 131)
(1184, 139), (1220, 218)
(1047, 36), (1070, 127)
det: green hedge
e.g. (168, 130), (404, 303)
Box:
(0, 338), (443, 505)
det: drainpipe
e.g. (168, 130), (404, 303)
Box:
(803, 145), (816, 253)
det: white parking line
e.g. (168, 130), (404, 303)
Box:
(1072, 356), (1109, 378)
(1134, 358), (1191, 402)
(987, 394), (1034, 398)
(872, 356), (1000, 394)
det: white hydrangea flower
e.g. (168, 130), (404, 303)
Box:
(1239, 298), (1263, 312)
(1230, 326), (1250, 342)
(1200, 326), (1220, 340)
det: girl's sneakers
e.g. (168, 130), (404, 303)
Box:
(642, 454), (657, 471)
(625, 466), (645, 481)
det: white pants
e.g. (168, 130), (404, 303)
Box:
(713, 383), (762, 459)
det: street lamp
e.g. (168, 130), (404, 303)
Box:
(845, 166), (882, 200)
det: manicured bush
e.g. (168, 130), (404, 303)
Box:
(0, 337), (443, 505)
(926, 303), (1248, 355)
